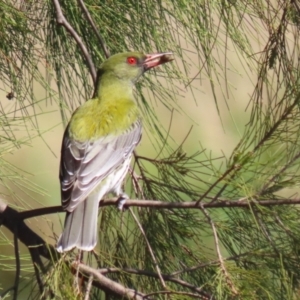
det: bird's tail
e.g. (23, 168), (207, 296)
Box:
(56, 193), (100, 252)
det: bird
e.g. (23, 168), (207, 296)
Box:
(56, 51), (173, 252)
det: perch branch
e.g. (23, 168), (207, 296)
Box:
(14, 197), (300, 221)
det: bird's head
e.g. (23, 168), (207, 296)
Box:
(99, 51), (173, 84)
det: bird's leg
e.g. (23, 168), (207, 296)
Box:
(117, 193), (129, 211)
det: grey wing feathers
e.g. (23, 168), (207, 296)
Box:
(60, 120), (142, 212)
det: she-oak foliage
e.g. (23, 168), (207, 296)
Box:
(1, 0), (300, 299)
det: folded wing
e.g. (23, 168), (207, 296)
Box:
(60, 120), (142, 212)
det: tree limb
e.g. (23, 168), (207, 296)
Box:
(74, 262), (146, 299)
(15, 197), (300, 222)
(98, 267), (213, 300)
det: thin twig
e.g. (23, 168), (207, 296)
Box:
(258, 150), (300, 196)
(0, 205), (58, 260)
(52, 0), (97, 83)
(12, 225), (20, 300)
(129, 207), (166, 288)
(196, 167), (235, 203)
(143, 290), (205, 299)
(198, 203), (238, 296)
(74, 262), (145, 299)
(171, 252), (250, 276)
(129, 167), (145, 199)
(77, 0), (110, 58)
(153, 108), (174, 160)
(74, 259), (81, 295)
(84, 275), (94, 300)
(211, 91), (300, 201)
(14, 197), (300, 221)
(0, 286), (15, 299)
(134, 152), (156, 198)
(32, 264), (44, 295)
(98, 267), (213, 299)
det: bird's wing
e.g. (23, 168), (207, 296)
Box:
(60, 120), (142, 212)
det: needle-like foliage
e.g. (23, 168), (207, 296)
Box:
(1, 1), (300, 299)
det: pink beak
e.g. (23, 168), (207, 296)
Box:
(143, 52), (173, 71)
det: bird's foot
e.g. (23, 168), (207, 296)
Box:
(117, 193), (129, 211)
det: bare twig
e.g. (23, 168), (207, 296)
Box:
(74, 262), (145, 299)
(102, 197), (300, 209)
(77, 0), (110, 58)
(171, 252), (250, 276)
(0, 201), (58, 299)
(210, 92), (300, 201)
(134, 152), (156, 198)
(1, 200), (216, 299)
(0, 200), (146, 299)
(74, 258), (82, 295)
(152, 108), (174, 160)
(129, 167), (145, 199)
(0, 202), (58, 261)
(98, 267), (213, 299)
(12, 225), (20, 300)
(31, 256), (46, 295)
(1, 286), (15, 299)
(198, 203), (238, 296)
(84, 275), (94, 300)
(129, 208), (166, 288)
(52, 0), (97, 83)
(196, 167), (235, 203)
(143, 290), (205, 299)
(258, 151), (300, 196)
(13, 197), (300, 222)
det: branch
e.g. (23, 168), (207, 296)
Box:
(198, 203), (238, 295)
(0, 201), (57, 261)
(12, 224), (20, 300)
(2, 195), (215, 299)
(77, 0), (110, 58)
(171, 252), (251, 276)
(15, 197), (300, 221)
(0, 200), (146, 298)
(198, 91), (300, 202)
(197, 167), (234, 203)
(129, 208), (166, 288)
(52, 0), (97, 83)
(3, 192), (296, 299)
(74, 262), (146, 299)
(83, 274), (93, 300)
(98, 267), (213, 300)
(0, 201), (58, 299)
(143, 290), (204, 299)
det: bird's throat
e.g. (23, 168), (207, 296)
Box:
(69, 77), (139, 142)
(93, 71), (134, 102)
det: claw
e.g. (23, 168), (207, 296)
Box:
(117, 194), (128, 211)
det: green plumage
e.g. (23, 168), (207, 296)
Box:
(69, 98), (139, 141)
(69, 52), (145, 141)
(57, 51), (173, 252)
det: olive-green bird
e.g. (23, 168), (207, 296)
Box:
(57, 51), (173, 252)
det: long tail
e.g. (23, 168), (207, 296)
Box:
(56, 193), (100, 252)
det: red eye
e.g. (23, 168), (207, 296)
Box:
(127, 57), (137, 65)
